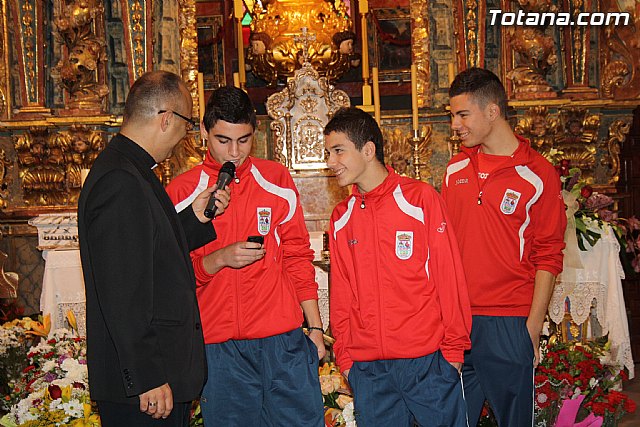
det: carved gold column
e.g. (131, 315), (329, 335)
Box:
(560, 0), (598, 99)
(8, 0), (50, 117)
(454, 0), (485, 69)
(0, 0), (8, 119)
(122, 0), (150, 83)
(411, 0), (430, 107)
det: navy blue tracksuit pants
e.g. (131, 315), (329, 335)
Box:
(463, 316), (535, 427)
(200, 328), (324, 427)
(349, 351), (468, 427)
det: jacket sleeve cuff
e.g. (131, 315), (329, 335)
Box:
(336, 356), (353, 372)
(193, 256), (214, 286)
(535, 264), (562, 277)
(296, 288), (319, 303)
(440, 348), (465, 365)
(178, 207), (216, 251)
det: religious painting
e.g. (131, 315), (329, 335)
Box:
(197, 15), (226, 90)
(369, 8), (412, 82)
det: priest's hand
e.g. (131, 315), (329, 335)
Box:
(140, 383), (173, 419)
(191, 184), (231, 223)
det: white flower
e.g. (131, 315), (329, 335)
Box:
(342, 401), (356, 423)
(49, 397), (63, 410)
(61, 357), (87, 381)
(61, 399), (85, 418)
(42, 359), (57, 373)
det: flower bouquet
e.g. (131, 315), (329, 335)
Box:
(0, 318), (37, 411)
(534, 339), (636, 426)
(554, 157), (640, 277)
(319, 362), (356, 427)
(1, 312), (100, 427)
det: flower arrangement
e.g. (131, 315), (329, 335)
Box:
(534, 339), (636, 425)
(0, 318), (36, 411)
(0, 312), (100, 427)
(319, 362), (356, 427)
(478, 339), (635, 426)
(554, 157), (640, 275)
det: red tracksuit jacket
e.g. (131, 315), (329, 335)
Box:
(441, 136), (566, 317)
(329, 167), (471, 371)
(166, 155), (318, 344)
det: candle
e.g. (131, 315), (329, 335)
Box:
(197, 72), (205, 122)
(360, 0), (369, 80)
(80, 169), (90, 187)
(448, 62), (455, 86)
(233, 72), (240, 88)
(411, 64), (419, 131)
(372, 67), (381, 125)
(234, 0), (246, 84)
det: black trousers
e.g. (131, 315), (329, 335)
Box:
(96, 401), (191, 427)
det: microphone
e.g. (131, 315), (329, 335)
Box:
(204, 161), (236, 218)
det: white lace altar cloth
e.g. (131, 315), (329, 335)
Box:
(39, 249), (87, 337)
(549, 225), (633, 378)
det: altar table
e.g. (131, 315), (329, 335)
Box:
(548, 225), (633, 378)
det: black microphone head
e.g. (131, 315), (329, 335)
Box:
(220, 161), (236, 176)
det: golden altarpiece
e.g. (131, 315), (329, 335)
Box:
(0, 0), (638, 318)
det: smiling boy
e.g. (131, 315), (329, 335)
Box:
(324, 107), (471, 427)
(441, 68), (566, 426)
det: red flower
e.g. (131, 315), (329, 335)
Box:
(22, 365), (36, 373)
(581, 185), (593, 199)
(48, 384), (62, 400)
(624, 397), (637, 413)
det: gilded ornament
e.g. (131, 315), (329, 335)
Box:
(247, 0), (355, 84)
(267, 61), (349, 170)
(505, 0), (558, 98)
(604, 120), (629, 185)
(514, 106), (560, 153)
(51, 0), (108, 112)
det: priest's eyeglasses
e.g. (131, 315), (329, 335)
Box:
(158, 110), (196, 131)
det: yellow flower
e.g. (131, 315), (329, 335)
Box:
(25, 314), (51, 338)
(61, 385), (72, 402)
(66, 310), (78, 334)
(335, 394), (353, 409)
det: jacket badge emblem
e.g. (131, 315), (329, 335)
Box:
(257, 207), (271, 235)
(500, 189), (521, 215)
(395, 231), (413, 260)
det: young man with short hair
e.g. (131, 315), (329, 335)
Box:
(442, 67), (566, 426)
(324, 107), (471, 427)
(166, 86), (325, 426)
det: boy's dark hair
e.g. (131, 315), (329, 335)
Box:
(324, 107), (385, 165)
(124, 71), (185, 124)
(449, 67), (508, 119)
(203, 86), (257, 131)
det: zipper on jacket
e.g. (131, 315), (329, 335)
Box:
(234, 175), (242, 338)
(370, 206), (386, 358)
(477, 191), (483, 205)
(234, 171), (240, 184)
(360, 194), (365, 209)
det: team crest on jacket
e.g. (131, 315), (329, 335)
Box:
(500, 189), (521, 215)
(257, 207), (271, 235)
(395, 231), (413, 260)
